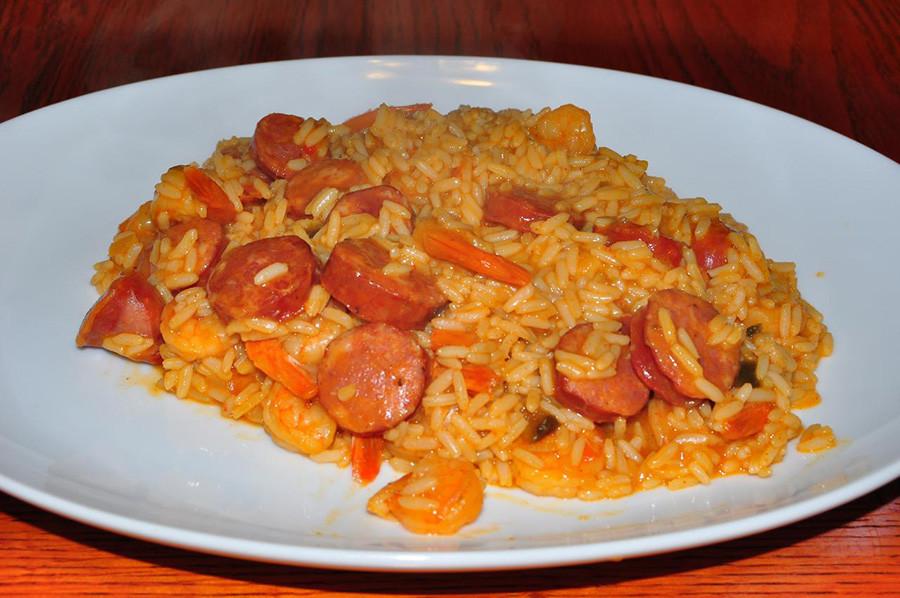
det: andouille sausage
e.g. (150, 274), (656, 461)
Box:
(76, 273), (164, 364)
(332, 185), (410, 218)
(692, 219), (732, 272)
(484, 187), (584, 232)
(599, 220), (683, 268)
(629, 307), (690, 406)
(554, 323), (650, 422)
(643, 289), (740, 398)
(206, 236), (316, 322)
(163, 219), (226, 286)
(321, 238), (447, 330)
(250, 113), (319, 180)
(317, 322), (426, 434)
(285, 159), (367, 218)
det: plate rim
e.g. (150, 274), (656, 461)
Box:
(1, 54), (898, 571)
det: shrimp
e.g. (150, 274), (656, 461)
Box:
(529, 104), (596, 155)
(159, 292), (230, 361)
(245, 339), (317, 400)
(367, 456), (484, 535)
(262, 386), (337, 455)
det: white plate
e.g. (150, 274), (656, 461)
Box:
(0, 56), (897, 571)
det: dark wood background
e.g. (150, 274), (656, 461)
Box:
(1, 0), (898, 595)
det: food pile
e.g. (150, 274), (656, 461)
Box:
(78, 103), (835, 534)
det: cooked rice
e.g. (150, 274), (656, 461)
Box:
(87, 103), (834, 519)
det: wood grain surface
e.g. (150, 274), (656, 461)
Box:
(1, 0), (898, 595)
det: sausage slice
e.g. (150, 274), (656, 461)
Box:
(333, 185), (410, 218)
(599, 220), (683, 268)
(554, 322), (650, 422)
(163, 219), (226, 286)
(484, 187), (566, 232)
(251, 113), (318, 180)
(206, 236), (316, 322)
(318, 322), (426, 434)
(321, 238), (447, 330)
(629, 307), (690, 405)
(76, 273), (164, 364)
(643, 289), (740, 398)
(285, 159), (367, 218)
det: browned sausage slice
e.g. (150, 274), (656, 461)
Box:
(483, 187), (559, 232)
(250, 113), (321, 180)
(76, 273), (164, 364)
(318, 322), (426, 434)
(332, 185), (410, 218)
(164, 219), (226, 286)
(321, 238), (447, 330)
(484, 187), (586, 232)
(643, 289), (740, 398)
(554, 322), (650, 422)
(285, 159), (367, 218)
(629, 307), (690, 406)
(206, 236), (316, 322)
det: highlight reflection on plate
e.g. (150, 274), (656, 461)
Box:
(0, 56), (897, 571)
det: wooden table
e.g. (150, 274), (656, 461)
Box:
(2, 1), (898, 595)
